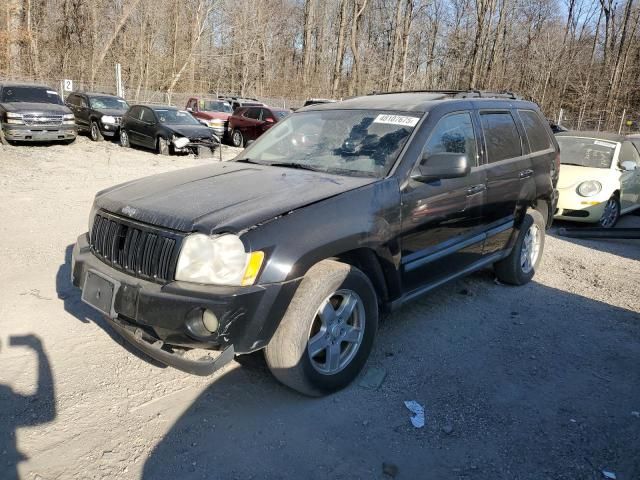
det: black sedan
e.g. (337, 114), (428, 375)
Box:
(120, 105), (219, 155)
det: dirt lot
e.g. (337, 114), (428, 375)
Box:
(0, 136), (639, 480)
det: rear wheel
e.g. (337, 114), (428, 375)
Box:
(120, 129), (130, 148)
(231, 129), (244, 148)
(494, 209), (545, 285)
(157, 136), (170, 156)
(265, 260), (378, 396)
(90, 121), (104, 142)
(599, 195), (620, 228)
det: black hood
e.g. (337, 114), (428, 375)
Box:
(94, 162), (376, 233)
(166, 124), (213, 139)
(0, 102), (72, 114)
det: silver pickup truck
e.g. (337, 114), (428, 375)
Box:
(0, 83), (77, 144)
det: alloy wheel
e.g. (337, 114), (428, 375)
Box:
(599, 197), (619, 228)
(307, 289), (365, 375)
(520, 224), (541, 274)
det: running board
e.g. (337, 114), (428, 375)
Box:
(390, 251), (508, 311)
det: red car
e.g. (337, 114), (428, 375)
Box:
(185, 97), (233, 139)
(229, 106), (291, 147)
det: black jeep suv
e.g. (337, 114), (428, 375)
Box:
(66, 92), (129, 141)
(0, 83), (77, 144)
(71, 91), (559, 396)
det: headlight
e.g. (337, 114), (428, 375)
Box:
(63, 113), (75, 125)
(172, 135), (190, 149)
(175, 233), (264, 286)
(6, 112), (23, 124)
(101, 115), (116, 124)
(577, 180), (602, 197)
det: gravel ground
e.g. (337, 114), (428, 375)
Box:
(0, 136), (639, 480)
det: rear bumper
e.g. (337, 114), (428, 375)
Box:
(2, 123), (77, 142)
(71, 233), (300, 355)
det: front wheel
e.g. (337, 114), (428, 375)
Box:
(157, 137), (170, 156)
(494, 209), (545, 285)
(120, 129), (130, 148)
(90, 121), (104, 142)
(231, 129), (244, 148)
(265, 260), (378, 396)
(599, 195), (620, 228)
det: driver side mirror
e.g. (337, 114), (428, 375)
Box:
(412, 152), (470, 182)
(620, 160), (637, 171)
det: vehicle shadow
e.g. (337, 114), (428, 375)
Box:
(55, 244), (166, 369)
(141, 276), (640, 479)
(549, 217), (640, 262)
(0, 335), (56, 480)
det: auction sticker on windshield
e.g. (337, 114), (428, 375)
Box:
(373, 114), (420, 127)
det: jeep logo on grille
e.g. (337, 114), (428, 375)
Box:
(122, 206), (137, 217)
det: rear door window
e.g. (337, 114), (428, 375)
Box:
(140, 108), (155, 123)
(518, 110), (552, 153)
(424, 112), (478, 166)
(480, 112), (522, 162)
(244, 108), (261, 120)
(127, 106), (141, 119)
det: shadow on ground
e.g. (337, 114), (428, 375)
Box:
(56, 243), (166, 369)
(550, 216), (640, 262)
(0, 335), (56, 480)
(140, 276), (640, 479)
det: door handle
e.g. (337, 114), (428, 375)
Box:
(466, 184), (486, 196)
(519, 169), (534, 179)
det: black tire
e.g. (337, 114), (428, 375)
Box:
(598, 195), (620, 228)
(494, 209), (546, 286)
(231, 129), (244, 148)
(265, 260), (378, 396)
(157, 136), (170, 156)
(120, 129), (130, 148)
(90, 120), (104, 142)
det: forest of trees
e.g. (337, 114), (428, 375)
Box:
(1, 0), (640, 130)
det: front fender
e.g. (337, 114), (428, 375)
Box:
(242, 178), (402, 285)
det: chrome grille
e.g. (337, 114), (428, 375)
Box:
(22, 114), (63, 127)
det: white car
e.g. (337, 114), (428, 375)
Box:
(554, 132), (640, 227)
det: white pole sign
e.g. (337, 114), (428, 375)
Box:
(64, 79), (73, 91)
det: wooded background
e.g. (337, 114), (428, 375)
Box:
(1, 0), (639, 130)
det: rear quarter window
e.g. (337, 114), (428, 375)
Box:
(480, 112), (522, 162)
(518, 109), (552, 153)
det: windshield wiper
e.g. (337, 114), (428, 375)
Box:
(235, 158), (262, 164)
(265, 162), (324, 172)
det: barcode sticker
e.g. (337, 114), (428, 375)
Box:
(594, 140), (617, 148)
(373, 114), (420, 127)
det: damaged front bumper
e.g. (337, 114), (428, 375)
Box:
(71, 233), (300, 373)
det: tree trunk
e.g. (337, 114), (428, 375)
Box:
(331, 0), (349, 97)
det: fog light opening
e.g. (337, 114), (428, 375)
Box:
(202, 309), (219, 333)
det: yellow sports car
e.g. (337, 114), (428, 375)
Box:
(554, 131), (640, 227)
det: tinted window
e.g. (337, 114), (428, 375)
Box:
(245, 108), (261, 120)
(424, 112), (477, 166)
(480, 112), (522, 162)
(519, 110), (552, 153)
(619, 141), (640, 166)
(140, 108), (155, 123)
(1, 86), (63, 105)
(66, 94), (79, 106)
(262, 109), (275, 121)
(154, 109), (200, 125)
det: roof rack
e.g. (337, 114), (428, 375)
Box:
(368, 89), (521, 100)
